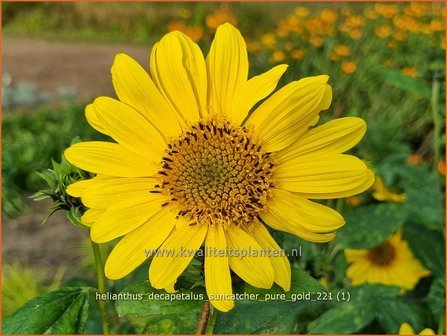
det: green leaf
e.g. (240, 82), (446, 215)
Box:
(307, 285), (400, 334)
(214, 267), (327, 334)
(2, 287), (91, 334)
(427, 276), (446, 320)
(404, 225), (445, 278)
(376, 297), (425, 334)
(380, 69), (431, 98)
(336, 204), (407, 249)
(115, 281), (205, 317)
(141, 311), (199, 334)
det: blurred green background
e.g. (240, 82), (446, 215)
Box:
(2, 2), (445, 334)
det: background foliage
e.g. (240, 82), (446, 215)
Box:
(2, 2), (445, 335)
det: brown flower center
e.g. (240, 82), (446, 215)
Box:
(367, 241), (396, 266)
(156, 120), (274, 227)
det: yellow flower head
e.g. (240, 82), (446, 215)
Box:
(372, 176), (406, 203)
(65, 23), (374, 312)
(399, 322), (435, 335)
(345, 231), (430, 290)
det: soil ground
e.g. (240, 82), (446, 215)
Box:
(2, 36), (152, 279)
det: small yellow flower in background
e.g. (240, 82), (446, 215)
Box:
(349, 28), (363, 39)
(320, 9), (338, 24)
(399, 322), (435, 335)
(246, 41), (261, 54)
(375, 3), (399, 19)
(341, 61), (357, 74)
(205, 7), (238, 30)
(346, 195), (361, 207)
(271, 50), (286, 63)
(334, 44), (351, 57)
(364, 7), (379, 20)
(291, 48), (306, 60)
(167, 22), (203, 42)
(284, 41), (294, 51)
(401, 67), (418, 77)
(177, 8), (192, 20)
(294, 6), (310, 18)
(407, 153), (423, 165)
(388, 40), (397, 49)
(309, 36), (324, 47)
(375, 24), (392, 38)
(345, 231), (430, 290)
(394, 30), (407, 42)
(261, 33), (277, 49)
(372, 176), (406, 203)
(430, 19), (444, 32)
(65, 23), (374, 312)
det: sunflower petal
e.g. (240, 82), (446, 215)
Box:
(275, 154), (374, 198)
(66, 178), (99, 198)
(150, 31), (207, 122)
(149, 223), (208, 289)
(206, 23), (248, 119)
(111, 53), (183, 138)
(399, 322), (415, 335)
(90, 194), (168, 243)
(93, 97), (166, 159)
(82, 177), (159, 209)
(85, 104), (109, 135)
(246, 75), (332, 152)
(232, 64), (288, 125)
(250, 220), (291, 291)
(226, 225), (274, 288)
(104, 207), (176, 279)
(64, 141), (159, 177)
(205, 224), (234, 312)
(81, 208), (105, 227)
(276, 117), (366, 161)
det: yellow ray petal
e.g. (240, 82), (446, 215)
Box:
(206, 23), (248, 118)
(250, 220), (291, 291)
(205, 224), (234, 312)
(85, 104), (109, 135)
(419, 328), (435, 335)
(150, 31), (207, 122)
(264, 189), (345, 233)
(111, 53), (183, 138)
(149, 223), (208, 289)
(231, 64), (288, 125)
(399, 322), (415, 335)
(275, 154), (374, 198)
(93, 97), (166, 159)
(66, 178), (99, 198)
(81, 208), (105, 227)
(276, 117), (366, 161)
(90, 194), (168, 243)
(82, 177), (159, 209)
(64, 141), (160, 177)
(226, 225), (274, 288)
(245, 75), (332, 152)
(104, 207), (177, 280)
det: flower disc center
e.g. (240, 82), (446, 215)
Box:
(157, 120), (274, 227)
(367, 241), (396, 266)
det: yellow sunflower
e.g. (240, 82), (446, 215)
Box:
(65, 23), (374, 312)
(345, 231), (430, 290)
(399, 322), (435, 335)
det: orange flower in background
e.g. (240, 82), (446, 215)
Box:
(341, 61), (357, 74)
(167, 22), (203, 42)
(261, 33), (276, 49)
(375, 3), (399, 19)
(206, 7), (238, 30)
(294, 6), (310, 18)
(271, 50), (286, 63)
(334, 44), (351, 57)
(438, 161), (446, 175)
(401, 67), (418, 77)
(320, 9), (338, 24)
(346, 196), (361, 207)
(291, 48), (306, 60)
(309, 36), (324, 47)
(430, 19), (444, 32)
(349, 29), (363, 39)
(247, 41), (261, 53)
(407, 153), (423, 165)
(375, 25), (392, 38)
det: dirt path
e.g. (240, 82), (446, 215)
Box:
(2, 36), (152, 102)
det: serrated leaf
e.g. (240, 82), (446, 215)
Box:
(2, 287), (91, 334)
(336, 204), (407, 249)
(115, 282), (205, 317)
(376, 297), (425, 334)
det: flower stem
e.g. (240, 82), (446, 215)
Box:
(91, 242), (111, 334)
(195, 301), (212, 334)
(205, 305), (217, 334)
